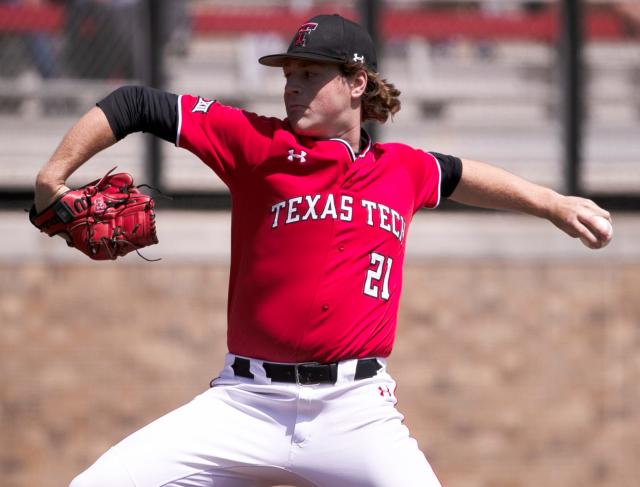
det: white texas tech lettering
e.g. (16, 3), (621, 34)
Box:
(270, 194), (405, 243)
(361, 199), (406, 242)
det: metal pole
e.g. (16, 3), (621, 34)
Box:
(560, 0), (584, 196)
(142, 0), (165, 190)
(358, 0), (381, 143)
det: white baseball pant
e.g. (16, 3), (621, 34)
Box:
(69, 354), (442, 487)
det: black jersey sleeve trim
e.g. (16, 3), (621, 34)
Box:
(96, 85), (178, 144)
(429, 152), (462, 198)
(176, 94), (184, 147)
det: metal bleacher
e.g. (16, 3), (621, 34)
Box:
(0, 3), (639, 196)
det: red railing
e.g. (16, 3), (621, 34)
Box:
(0, 4), (636, 41)
(0, 4), (63, 33)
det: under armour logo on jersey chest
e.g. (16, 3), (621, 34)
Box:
(288, 149), (307, 163)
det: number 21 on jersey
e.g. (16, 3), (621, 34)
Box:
(364, 252), (393, 300)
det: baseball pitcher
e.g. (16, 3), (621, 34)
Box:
(31, 14), (612, 487)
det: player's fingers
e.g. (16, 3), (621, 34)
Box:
(554, 197), (612, 240)
(581, 198), (611, 221)
(578, 212), (613, 241)
(573, 220), (601, 249)
(576, 214), (614, 249)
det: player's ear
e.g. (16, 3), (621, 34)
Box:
(350, 68), (368, 99)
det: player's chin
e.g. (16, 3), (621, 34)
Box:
(288, 117), (323, 138)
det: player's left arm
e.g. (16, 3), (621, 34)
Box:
(449, 158), (612, 249)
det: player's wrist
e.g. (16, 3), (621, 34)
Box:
(532, 187), (562, 221)
(34, 174), (69, 213)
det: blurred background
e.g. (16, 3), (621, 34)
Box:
(0, 1), (639, 486)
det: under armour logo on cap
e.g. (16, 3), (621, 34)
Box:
(294, 22), (318, 47)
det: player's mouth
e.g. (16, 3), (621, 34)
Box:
(287, 103), (308, 112)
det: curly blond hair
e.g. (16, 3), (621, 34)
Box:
(340, 62), (401, 123)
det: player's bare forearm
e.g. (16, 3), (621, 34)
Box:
(449, 159), (558, 216)
(450, 159), (613, 248)
(35, 107), (116, 211)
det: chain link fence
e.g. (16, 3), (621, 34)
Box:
(0, 0), (189, 113)
(580, 1), (640, 194)
(0, 0), (638, 203)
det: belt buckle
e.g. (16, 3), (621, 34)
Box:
(296, 362), (338, 385)
(295, 362), (321, 385)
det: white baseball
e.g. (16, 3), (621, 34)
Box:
(580, 215), (613, 249)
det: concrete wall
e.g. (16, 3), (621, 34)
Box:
(2, 260), (638, 487)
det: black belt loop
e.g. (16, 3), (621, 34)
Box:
(354, 358), (382, 380)
(231, 357), (254, 379)
(231, 357), (381, 385)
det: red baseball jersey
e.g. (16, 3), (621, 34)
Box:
(177, 95), (443, 363)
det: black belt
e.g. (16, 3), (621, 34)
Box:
(231, 357), (382, 385)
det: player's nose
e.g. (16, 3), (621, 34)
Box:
(284, 78), (301, 96)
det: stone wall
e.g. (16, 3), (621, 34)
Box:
(1, 261), (638, 487)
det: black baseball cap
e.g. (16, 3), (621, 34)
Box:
(258, 14), (377, 72)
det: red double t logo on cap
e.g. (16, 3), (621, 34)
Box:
(294, 22), (318, 47)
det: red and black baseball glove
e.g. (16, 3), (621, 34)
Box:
(29, 168), (158, 260)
